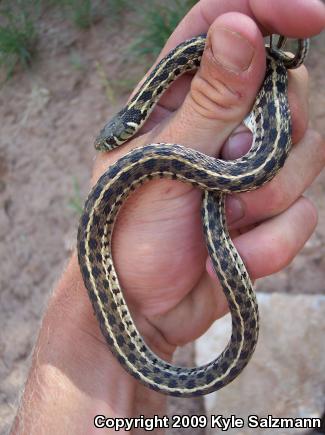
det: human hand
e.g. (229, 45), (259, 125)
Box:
(11, 2), (325, 433)
(92, 0), (325, 362)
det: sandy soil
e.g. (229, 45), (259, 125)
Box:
(0, 15), (324, 434)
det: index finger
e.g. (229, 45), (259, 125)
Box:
(153, 0), (325, 112)
(163, 0), (325, 55)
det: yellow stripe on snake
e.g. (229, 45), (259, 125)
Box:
(77, 35), (309, 397)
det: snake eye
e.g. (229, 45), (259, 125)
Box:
(105, 137), (115, 146)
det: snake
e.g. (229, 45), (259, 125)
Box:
(77, 34), (309, 397)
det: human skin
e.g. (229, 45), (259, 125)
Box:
(11, 0), (325, 434)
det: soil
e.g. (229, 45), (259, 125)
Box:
(0, 14), (324, 435)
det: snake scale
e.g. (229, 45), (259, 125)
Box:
(77, 34), (309, 397)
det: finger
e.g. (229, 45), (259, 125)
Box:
(154, 195), (317, 345)
(231, 196), (318, 279)
(287, 66), (309, 144)
(211, 196), (317, 280)
(221, 64), (310, 161)
(151, 271), (229, 347)
(160, 0), (325, 60)
(225, 129), (325, 228)
(149, 0), (325, 112)
(149, 13), (266, 158)
(248, 0), (325, 36)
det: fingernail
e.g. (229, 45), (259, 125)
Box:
(211, 27), (255, 72)
(223, 132), (253, 159)
(226, 195), (245, 223)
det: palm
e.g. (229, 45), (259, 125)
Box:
(113, 178), (208, 314)
(93, 146), (224, 352)
(89, 0), (322, 354)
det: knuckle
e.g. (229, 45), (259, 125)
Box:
(291, 101), (308, 143)
(295, 64), (309, 86)
(300, 196), (318, 228)
(309, 128), (325, 162)
(190, 71), (241, 121)
(267, 234), (293, 271)
(311, 128), (324, 146)
(266, 197), (318, 273)
(263, 179), (290, 213)
(288, 66), (309, 143)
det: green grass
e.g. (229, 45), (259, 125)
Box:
(68, 178), (84, 215)
(0, 0), (197, 81)
(95, 60), (117, 104)
(131, 0), (197, 58)
(0, 0), (40, 79)
(57, 0), (101, 29)
(53, 0), (131, 29)
(69, 49), (87, 71)
(104, 0), (130, 21)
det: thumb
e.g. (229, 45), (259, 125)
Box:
(156, 12), (267, 158)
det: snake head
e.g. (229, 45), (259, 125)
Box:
(94, 114), (127, 151)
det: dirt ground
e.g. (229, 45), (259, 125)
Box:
(0, 13), (324, 435)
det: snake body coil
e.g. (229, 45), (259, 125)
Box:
(77, 35), (309, 397)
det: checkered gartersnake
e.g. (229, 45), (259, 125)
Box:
(77, 35), (309, 397)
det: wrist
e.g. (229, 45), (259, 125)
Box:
(12, 255), (168, 434)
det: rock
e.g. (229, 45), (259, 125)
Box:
(0, 207), (10, 240)
(168, 343), (206, 435)
(195, 293), (325, 435)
